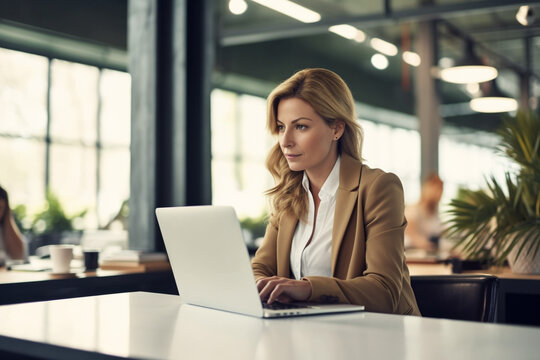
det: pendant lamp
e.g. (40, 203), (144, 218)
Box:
(440, 40), (498, 84)
(469, 80), (518, 113)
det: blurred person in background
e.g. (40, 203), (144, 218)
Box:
(404, 173), (444, 253)
(0, 185), (25, 264)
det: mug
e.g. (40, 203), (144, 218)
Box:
(83, 250), (100, 271)
(49, 245), (74, 274)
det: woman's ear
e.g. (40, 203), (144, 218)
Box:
(333, 120), (345, 140)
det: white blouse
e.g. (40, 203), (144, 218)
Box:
(290, 157), (340, 280)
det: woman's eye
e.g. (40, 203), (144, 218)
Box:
(276, 125), (284, 132)
(296, 124), (307, 130)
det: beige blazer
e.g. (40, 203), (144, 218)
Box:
(252, 154), (421, 315)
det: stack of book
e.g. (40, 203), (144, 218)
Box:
(99, 250), (170, 272)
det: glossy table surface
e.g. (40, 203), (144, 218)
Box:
(0, 292), (539, 360)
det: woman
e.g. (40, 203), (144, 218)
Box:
(404, 173), (444, 252)
(252, 68), (420, 315)
(0, 185), (25, 262)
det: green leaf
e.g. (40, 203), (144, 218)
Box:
(445, 110), (540, 266)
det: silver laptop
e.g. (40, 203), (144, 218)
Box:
(155, 205), (365, 318)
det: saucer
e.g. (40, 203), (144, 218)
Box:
(49, 270), (78, 278)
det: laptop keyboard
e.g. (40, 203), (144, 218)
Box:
(262, 301), (309, 310)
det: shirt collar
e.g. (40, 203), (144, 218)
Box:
(301, 156), (341, 201)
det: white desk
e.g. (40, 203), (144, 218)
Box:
(0, 292), (539, 360)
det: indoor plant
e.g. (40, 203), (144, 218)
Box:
(26, 190), (87, 255)
(445, 110), (540, 273)
(240, 213), (268, 250)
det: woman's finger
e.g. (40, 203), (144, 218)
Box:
(267, 283), (289, 304)
(259, 278), (283, 301)
(256, 278), (268, 292)
(257, 276), (286, 292)
(268, 279), (312, 304)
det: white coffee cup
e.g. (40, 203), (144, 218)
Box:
(49, 245), (74, 274)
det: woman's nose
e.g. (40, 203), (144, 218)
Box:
(279, 128), (293, 148)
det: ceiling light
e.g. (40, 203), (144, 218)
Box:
(439, 40), (498, 84)
(370, 38), (398, 56)
(441, 65), (498, 84)
(371, 54), (389, 70)
(354, 32), (366, 43)
(251, 0), (321, 23)
(470, 97), (518, 113)
(469, 80), (518, 113)
(329, 24), (355, 39)
(516, 5), (535, 26)
(229, 0), (248, 15)
(402, 51), (421, 67)
(329, 24), (365, 43)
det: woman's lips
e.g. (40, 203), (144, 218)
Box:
(284, 154), (301, 160)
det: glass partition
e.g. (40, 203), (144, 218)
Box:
(50, 59), (99, 144)
(0, 48), (47, 137)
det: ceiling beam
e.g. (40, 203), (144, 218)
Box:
(440, 19), (540, 80)
(468, 24), (540, 42)
(220, 0), (540, 46)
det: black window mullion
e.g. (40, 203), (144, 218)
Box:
(96, 68), (103, 228)
(45, 58), (52, 195)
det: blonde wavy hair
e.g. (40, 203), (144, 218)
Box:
(265, 68), (363, 222)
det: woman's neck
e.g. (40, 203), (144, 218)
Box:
(305, 153), (339, 195)
(420, 199), (438, 214)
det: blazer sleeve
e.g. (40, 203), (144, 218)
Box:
(251, 216), (279, 280)
(304, 172), (408, 313)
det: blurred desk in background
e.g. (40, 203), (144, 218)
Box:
(0, 265), (178, 306)
(408, 262), (540, 326)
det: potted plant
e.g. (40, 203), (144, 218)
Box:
(26, 190), (87, 255)
(240, 213), (268, 252)
(445, 110), (540, 273)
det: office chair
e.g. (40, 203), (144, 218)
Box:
(410, 275), (499, 322)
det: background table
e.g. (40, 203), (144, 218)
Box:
(0, 266), (177, 306)
(408, 263), (540, 326)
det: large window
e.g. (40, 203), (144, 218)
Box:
(0, 48), (48, 213)
(439, 132), (515, 214)
(360, 120), (421, 204)
(49, 59), (99, 226)
(0, 48), (130, 235)
(211, 89), (274, 220)
(98, 69), (131, 228)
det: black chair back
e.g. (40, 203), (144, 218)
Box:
(410, 275), (499, 322)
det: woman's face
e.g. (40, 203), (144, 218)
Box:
(276, 97), (343, 178)
(423, 183), (443, 204)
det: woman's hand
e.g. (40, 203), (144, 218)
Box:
(1, 208), (25, 260)
(256, 276), (312, 304)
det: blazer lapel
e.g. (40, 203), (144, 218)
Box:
(277, 215), (297, 277)
(331, 154), (361, 274)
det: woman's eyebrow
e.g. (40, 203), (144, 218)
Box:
(276, 117), (313, 124)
